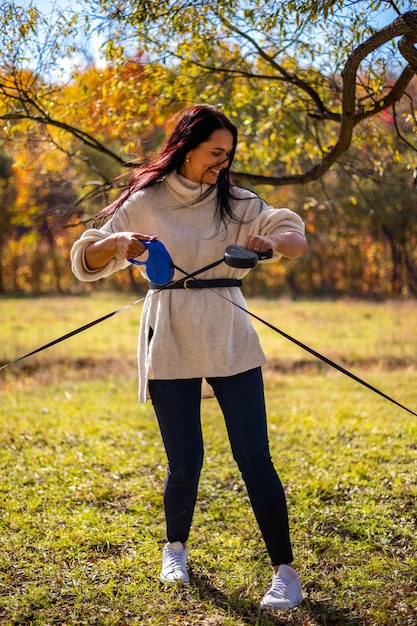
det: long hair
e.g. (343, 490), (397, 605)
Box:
(93, 105), (240, 229)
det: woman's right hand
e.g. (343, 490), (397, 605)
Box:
(85, 232), (158, 270)
(111, 232), (158, 259)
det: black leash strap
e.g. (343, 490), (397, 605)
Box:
(173, 265), (417, 419)
(2, 256), (416, 418)
(0, 298), (147, 371)
(233, 299), (417, 418)
(0, 257), (224, 373)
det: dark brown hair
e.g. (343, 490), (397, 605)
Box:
(94, 104), (240, 229)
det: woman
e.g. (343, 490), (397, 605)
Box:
(71, 104), (308, 610)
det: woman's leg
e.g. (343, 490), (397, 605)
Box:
(207, 367), (293, 565)
(148, 378), (204, 544)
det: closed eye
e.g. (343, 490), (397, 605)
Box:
(212, 152), (231, 159)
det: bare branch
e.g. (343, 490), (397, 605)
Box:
(0, 110), (128, 166)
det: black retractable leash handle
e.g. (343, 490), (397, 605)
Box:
(1, 242), (416, 418)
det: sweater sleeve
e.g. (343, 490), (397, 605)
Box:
(70, 209), (131, 282)
(251, 205), (306, 262)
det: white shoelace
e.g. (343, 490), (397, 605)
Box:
(166, 549), (186, 573)
(270, 574), (291, 598)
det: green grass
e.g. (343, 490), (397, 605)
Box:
(1, 295), (417, 625)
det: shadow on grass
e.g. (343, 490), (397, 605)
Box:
(190, 572), (364, 625)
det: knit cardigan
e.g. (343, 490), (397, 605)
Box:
(71, 171), (305, 401)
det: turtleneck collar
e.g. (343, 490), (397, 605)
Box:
(164, 170), (217, 206)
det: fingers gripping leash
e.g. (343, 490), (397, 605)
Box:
(1, 240), (416, 418)
(128, 240), (175, 286)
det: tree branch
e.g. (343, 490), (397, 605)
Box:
(0, 110), (128, 166)
(232, 10), (417, 187)
(215, 12), (335, 120)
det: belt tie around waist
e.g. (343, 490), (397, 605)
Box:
(149, 278), (242, 290)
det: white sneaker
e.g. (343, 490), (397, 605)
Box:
(260, 564), (303, 610)
(159, 542), (189, 584)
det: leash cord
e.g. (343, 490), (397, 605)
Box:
(2, 258), (416, 418)
(0, 297), (147, 371)
(172, 264), (417, 419)
(0, 257), (225, 372)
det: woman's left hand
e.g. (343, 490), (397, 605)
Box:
(242, 235), (277, 254)
(243, 232), (308, 259)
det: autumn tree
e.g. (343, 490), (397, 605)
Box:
(1, 1), (416, 191)
(84, 0), (417, 185)
(0, 0), (416, 295)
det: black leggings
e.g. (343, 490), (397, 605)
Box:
(148, 367), (293, 565)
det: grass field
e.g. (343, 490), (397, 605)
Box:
(0, 294), (416, 625)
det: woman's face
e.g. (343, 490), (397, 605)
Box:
(180, 128), (234, 184)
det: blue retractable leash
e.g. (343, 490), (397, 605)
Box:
(1, 240), (416, 418)
(128, 240), (174, 286)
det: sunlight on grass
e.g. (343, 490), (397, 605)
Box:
(2, 295), (417, 369)
(0, 293), (144, 365)
(1, 295), (416, 625)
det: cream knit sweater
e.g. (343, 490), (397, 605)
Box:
(71, 172), (305, 401)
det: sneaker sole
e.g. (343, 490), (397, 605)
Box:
(260, 597), (303, 610)
(159, 574), (190, 584)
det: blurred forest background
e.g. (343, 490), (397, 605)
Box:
(1, 0), (416, 298)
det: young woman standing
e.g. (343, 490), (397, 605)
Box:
(71, 105), (308, 610)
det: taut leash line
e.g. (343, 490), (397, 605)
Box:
(2, 242), (416, 419)
(172, 263), (417, 419)
(0, 297), (147, 371)
(0, 255), (228, 372)
(0, 252), (236, 372)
